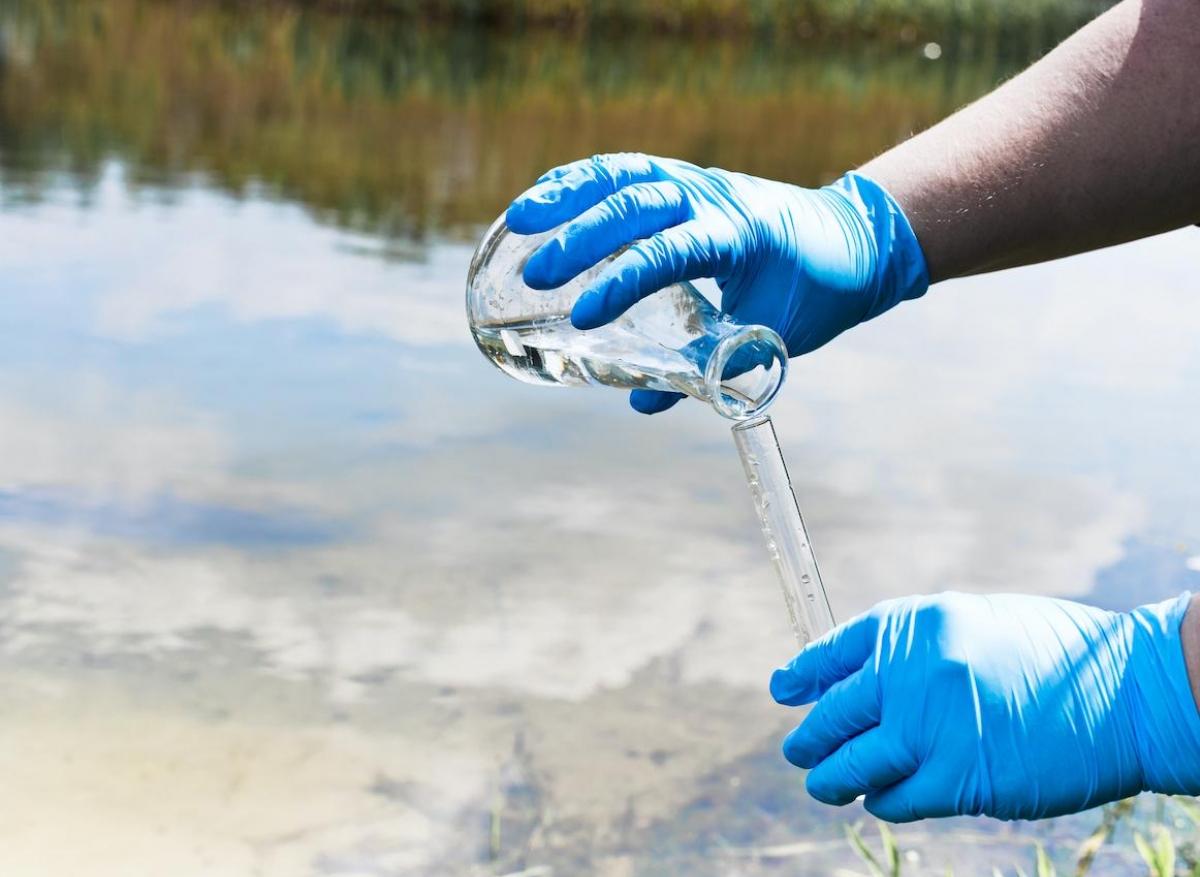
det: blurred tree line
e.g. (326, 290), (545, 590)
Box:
(299, 0), (1113, 43)
(0, 0), (1106, 241)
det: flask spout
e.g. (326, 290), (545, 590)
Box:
(704, 325), (788, 420)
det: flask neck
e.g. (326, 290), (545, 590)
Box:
(703, 324), (788, 420)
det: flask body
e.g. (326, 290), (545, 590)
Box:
(466, 215), (786, 420)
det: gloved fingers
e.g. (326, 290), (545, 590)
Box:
(629, 389), (686, 414)
(781, 664), (881, 769)
(770, 608), (882, 706)
(523, 182), (690, 290)
(805, 727), (917, 807)
(535, 158), (592, 184)
(570, 219), (719, 330)
(671, 330), (779, 388)
(532, 154), (630, 184)
(863, 770), (953, 824)
(506, 153), (663, 234)
(719, 335), (783, 380)
(533, 153), (686, 184)
(625, 339), (773, 415)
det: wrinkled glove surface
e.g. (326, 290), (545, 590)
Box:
(770, 591), (1200, 822)
(506, 153), (929, 413)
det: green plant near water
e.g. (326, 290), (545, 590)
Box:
(846, 821), (902, 877)
(845, 796), (1200, 877)
(1134, 826), (1177, 877)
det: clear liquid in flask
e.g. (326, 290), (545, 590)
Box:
(465, 215), (787, 420)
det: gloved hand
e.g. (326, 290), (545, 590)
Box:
(770, 591), (1200, 822)
(506, 153), (929, 414)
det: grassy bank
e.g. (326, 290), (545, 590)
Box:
(304, 0), (1115, 45)
(1, 0), (1049, 240)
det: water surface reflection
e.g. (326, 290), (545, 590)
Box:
(1, 3), (1199, 875)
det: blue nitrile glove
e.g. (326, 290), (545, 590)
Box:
(506, 153), (929, 414)
(769, 592), (1200, 823)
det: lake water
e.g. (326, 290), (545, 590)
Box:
(2, 2), (1199, 875)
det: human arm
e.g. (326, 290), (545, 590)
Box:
(769, 591), (1200, 822)
(1182, 594), (1200, 709)
(506, 0), (1199, 414)
(862, 0), (1200, 281)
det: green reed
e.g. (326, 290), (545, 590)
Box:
(847, 796), (1200, 877)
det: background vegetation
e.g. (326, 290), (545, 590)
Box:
(848, 797), (1200, 876)
(298, 0), (1113, 44)
(2, 0), (1075, 241)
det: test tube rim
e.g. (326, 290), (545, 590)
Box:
(731, 414), (773, 433)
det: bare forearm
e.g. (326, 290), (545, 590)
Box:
(1183, 595), (1200, 715)
(862, 0), (1200, 282)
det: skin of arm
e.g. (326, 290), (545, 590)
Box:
(861, 0), (1200, 282)
(867, 0), (1200, 711)
(1183, 597), (1200, 712)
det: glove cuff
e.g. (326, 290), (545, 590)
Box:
(825, 171), (930, 320)
(1129, 592), (1200, 795)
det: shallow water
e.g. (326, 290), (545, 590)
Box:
(2, 3), (1199, 875)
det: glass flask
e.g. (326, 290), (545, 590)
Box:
(465, 214), (788, 420)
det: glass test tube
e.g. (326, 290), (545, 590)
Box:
(732, 415), (835, 647)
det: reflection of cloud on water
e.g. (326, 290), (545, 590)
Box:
(1, 163), (1198, 874)
(1, 180), (1189, 708)
(0, 378), (229, 501)
(0, 440), (1142, 710)
(0, 492), (762, 703)
(0, 679), (492, 876)
(0, 488), (346, 547)
(1, 163), (473, 348)
(0, 373), (354, 533)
